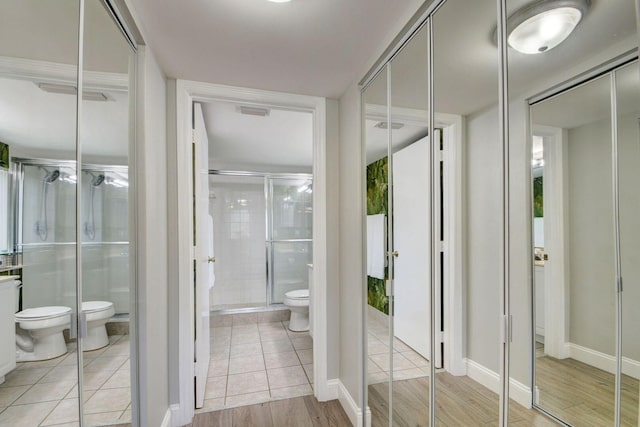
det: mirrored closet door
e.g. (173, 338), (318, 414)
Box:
(506, 0), (640, 424)
(0, 1), (138, 426)
(528, 58), (640, 427)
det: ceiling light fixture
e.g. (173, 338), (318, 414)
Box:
(505, 0), (590, 54)
(268, 0), (291, 3)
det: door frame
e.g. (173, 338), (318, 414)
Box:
(169, 80), (329, 425)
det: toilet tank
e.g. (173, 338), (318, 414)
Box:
(0, 276), (19, 383)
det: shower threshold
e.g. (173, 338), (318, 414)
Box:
(211, 303), (287, 315)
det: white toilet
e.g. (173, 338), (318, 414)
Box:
(283, 289), (310, 332)
(82, 301), (115, 351)
(15, 306), (71, 362)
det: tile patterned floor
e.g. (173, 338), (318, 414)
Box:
(198, 318), (314, 413)
(367, 311), (431, 385)
(0, 334), (131, 427)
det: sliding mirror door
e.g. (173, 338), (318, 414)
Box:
(531, 73), (616, 425)
(0, 2), (80, 426)
(432, 0), (502, 424)
(80, 0), (135, 425)
(388, 24), (433, 426)
(363, 65), (391, 426)
(616, 61), (640, 427)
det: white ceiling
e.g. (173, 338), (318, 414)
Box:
(129, 0), (424, 99)
(201, 101), (313, 171)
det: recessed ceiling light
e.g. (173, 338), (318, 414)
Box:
(268, 0), (291, 3)
(506, 0), (590, 54)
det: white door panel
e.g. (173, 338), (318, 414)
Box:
(392, 136), (431, 360)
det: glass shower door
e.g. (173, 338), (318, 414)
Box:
(269, 177), (312, 304)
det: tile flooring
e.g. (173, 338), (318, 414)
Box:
(199, 318), (314, 413)
(0, 334), (131, 427)
(367, 309), (431, 385)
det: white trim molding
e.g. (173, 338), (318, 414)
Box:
(0, 55), (128, 91)
(567, 343), (640, 380)
(169, 80), (330, 425)
(338, 380), (369, 427)
(465, 358), (532, 408)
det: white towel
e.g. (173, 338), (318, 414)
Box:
(367, 214), (386, 279)
(208, 214), (215, 289)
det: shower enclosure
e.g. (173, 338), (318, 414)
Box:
(209, 172), (312, 311)
(13, 159), (130, 314)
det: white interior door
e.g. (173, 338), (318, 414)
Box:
(194, 103), (212, 408)
(392, 136), (431, 360)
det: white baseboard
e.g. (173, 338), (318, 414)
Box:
(161, 407), (172, 427)
(337, 380), (365, 427)
(465, 358), (532, 408)
(314, 378), (340, 402)
(169, 404), (184, 427)
(567, 343), (640, 380)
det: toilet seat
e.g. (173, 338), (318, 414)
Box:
(82, 301), (113, 314)
(285, 289), (309, 300)
(16, 306), (72, 321)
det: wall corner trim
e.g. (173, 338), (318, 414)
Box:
(337, 380), (367, 427)
(465, 358), (532, 409)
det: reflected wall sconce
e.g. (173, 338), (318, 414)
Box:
(504, 0), (590, 54)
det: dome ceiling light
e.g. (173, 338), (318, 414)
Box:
(506, 0), (590, 54)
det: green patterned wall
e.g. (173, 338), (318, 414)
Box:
(366, 156), (389, 314)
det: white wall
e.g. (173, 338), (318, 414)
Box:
(464, 106), (502, 374)
(338, 82), (364, 405)
(566, 113), (640, 362)
(135, 45), (169, 427)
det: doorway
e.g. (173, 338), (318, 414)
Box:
(170, 81), (331, 426)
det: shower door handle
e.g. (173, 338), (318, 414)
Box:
(208, 256), (216, 263)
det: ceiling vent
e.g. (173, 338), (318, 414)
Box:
(374, 121), (404, 130)
(237, 106), (270, 117)
(36, 82), (109, 101)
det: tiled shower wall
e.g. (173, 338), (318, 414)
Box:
(209, 179), (266, 309)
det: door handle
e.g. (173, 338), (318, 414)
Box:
(208, 256), (216, 263)
(391, 251), (399, 258)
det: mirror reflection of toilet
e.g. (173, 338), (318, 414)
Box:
(283, 289), (309, 332)
(82, 301), (115, 351)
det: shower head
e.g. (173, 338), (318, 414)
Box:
(91, 174), (105, 187)
(44, 170), (60, 183)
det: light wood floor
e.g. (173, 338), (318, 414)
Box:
(188, 395), (351, 427)
(536, 355), (640, 426)
(369, 372), (560, 427)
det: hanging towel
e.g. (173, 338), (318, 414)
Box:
(367, 214), (386, 279)
(208, 214), (215, 289)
